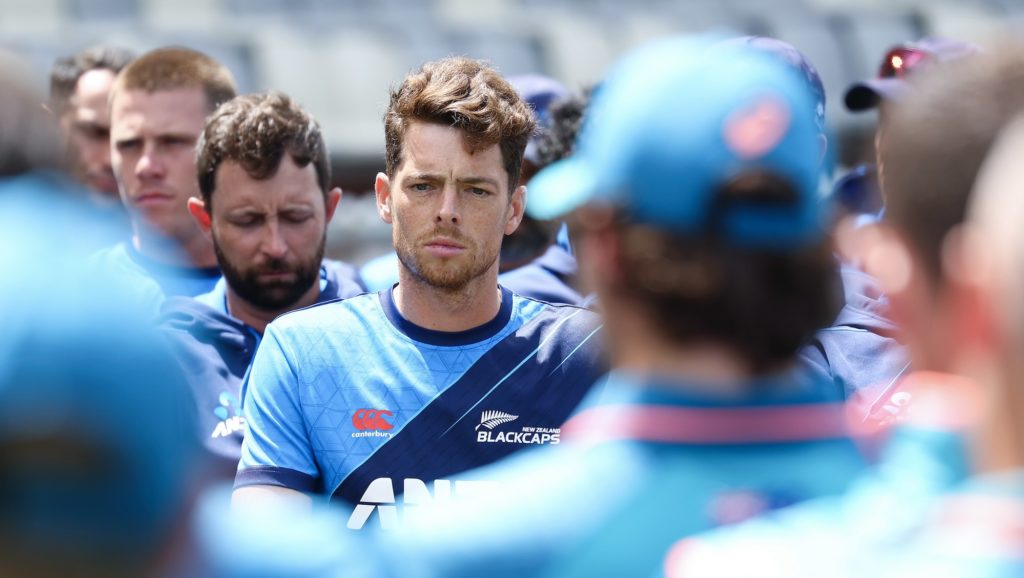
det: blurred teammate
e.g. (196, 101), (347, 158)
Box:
(328, 37), (868, 578)
(48, 45), (134, 203)
(663, 41), (1024, 578)
(838, 37), (976, 224)
(233, 57), (605, 516)
(160, 92), (365, 473)
(93, 47), (237, 310)
(499, 74), (570, 273)
(499, 90), (589, 305)
(725, 36), (909, 404)
(0, 51), (64, 179)
(0, 49), (205, 578)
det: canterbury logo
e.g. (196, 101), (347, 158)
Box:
(352, 408), (394, 431)
(476, 410), (518, 431)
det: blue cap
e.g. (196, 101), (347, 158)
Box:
(0, 175), (201, 564)
(725, 36), (826, 133)
(526, 36), (824, 248)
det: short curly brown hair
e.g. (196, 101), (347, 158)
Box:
(384, 57), (536, 193)
(195, 91), (330, 209)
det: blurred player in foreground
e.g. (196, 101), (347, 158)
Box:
(663, 40), (1024, 578)
(0, 48), (205, 578)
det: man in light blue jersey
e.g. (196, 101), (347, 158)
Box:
(92, 47), (237, 312)
(313, 37), (870, 578)
(160, 92), (365, 474)
(233, 57), (605, 516)
(663, 41), (1024, 578)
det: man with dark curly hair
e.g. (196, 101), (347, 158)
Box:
(158, 91), (365, 474)
(233, 57), (605, 521)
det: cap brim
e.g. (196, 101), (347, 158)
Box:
(524, 156), (601, 221)
(844, 78), (909, 111)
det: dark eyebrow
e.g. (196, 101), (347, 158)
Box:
(157, 132), (198, 142)
(459, 176), (500, 189)
(407, 172), (443, 182)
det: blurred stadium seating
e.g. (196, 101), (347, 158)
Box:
(2, 0), (1018, 261)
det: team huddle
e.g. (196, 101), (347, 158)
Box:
(2, 26), (1024, 578)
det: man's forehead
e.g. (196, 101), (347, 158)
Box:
(74, 68), (116, 99)
(110, 87), (208, 132)
(214, 158), (322, 209)
(400, 121), (508, 180)
(112, 86), (209, 116)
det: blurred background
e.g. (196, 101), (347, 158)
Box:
(3, 0), (1021, 262)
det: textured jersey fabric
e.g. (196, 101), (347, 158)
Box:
(236, 286), (606, 506)
(349, 370), (870, 578)
(160, 260), (366, 470)
(91, 241), (221, 314)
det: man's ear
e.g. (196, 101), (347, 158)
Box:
(505, 185), (527, 236)
(324, 187), (342, 224)
(187, 197), (212, 236)
(375, 172), (393, 225)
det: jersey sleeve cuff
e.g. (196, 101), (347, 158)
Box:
(234, 466), (318, 493)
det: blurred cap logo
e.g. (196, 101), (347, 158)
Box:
(724, 96), (791, 160)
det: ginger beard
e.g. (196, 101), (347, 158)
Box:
(393, 223), (498, 293)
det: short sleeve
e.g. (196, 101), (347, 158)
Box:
(235, 324), (319, 493)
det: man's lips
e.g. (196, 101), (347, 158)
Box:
(134, 191), (174, 205)
(424, 238), (466, 257)
(256, 269), (296, 281)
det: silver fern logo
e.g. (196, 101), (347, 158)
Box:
(476, 410), (519, 431)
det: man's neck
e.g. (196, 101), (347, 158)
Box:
(394, 268), (502, 333)
(604, 301), (754, 398)
(132, 225), (218, 269)
(226, 282), (322, 335)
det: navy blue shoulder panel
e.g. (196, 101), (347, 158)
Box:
(331, 303), (605, 503)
